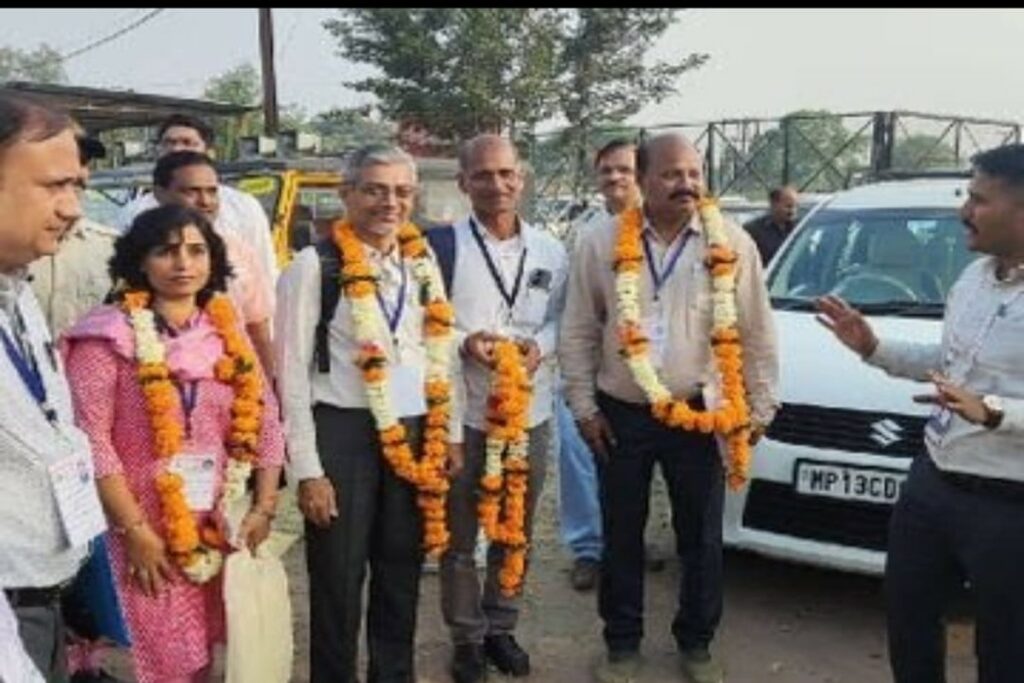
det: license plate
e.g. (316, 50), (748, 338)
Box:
(794, 461), (906, 504)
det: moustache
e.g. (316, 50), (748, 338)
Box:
(670, 189), (701, 201)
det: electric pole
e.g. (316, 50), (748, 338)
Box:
(259, 8), (279, 137)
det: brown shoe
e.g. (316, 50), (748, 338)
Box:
(570, 557), (600, 591)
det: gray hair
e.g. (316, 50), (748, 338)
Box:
(341, 144), (418, 186)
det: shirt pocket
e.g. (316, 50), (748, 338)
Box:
(513, 281), (551, 330)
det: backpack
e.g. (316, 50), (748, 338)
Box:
(314, 224), (457, 373)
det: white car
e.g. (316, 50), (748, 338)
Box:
(723, 175), (975, 575)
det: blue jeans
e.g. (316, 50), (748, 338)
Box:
(557, 395), (603, 561)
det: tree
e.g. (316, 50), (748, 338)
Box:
(720, 110), (870, 196)
(308, 106), (394, 154)
(325, 9), (563, 145)
(203, 62), (260, 107)
(891, 133), (957, 170)
(0, 44), (67, 84)
(201, 63), (263, 158)
(556, 9), (707, 195)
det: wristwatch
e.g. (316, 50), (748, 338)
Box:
(982, 394), (1004, 430)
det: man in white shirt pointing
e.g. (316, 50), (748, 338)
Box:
(817, 143), (1024, 683)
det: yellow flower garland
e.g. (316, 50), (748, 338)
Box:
(613, 199), (753, 489)
(333, 220), (455, 556)
(478, 339), (533, 597)
(122, 290), (263, 583)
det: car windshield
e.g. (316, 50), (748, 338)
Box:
(768, 207), (976, 314)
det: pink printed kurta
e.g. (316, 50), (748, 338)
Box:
(63, 307), (285, 683)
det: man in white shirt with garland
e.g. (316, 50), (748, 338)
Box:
(440, 134), (568, 683)
(817, 143), (1024, 683)
(276, 144), (464, 683)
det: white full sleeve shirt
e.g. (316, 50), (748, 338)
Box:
(275, 242), (464, 481)
(449, 215), (569, 430)
(867, 256), (1024, 482)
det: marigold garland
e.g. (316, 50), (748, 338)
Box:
(123, 290), (263, 584)
(333, 220), (455, 556)
(613, 199), (753, 489)
(478, 339), (532, 597)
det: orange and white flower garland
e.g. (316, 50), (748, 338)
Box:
(123, 291), (263, 583)
(478, 339), (532, 597)
(334, 220), (455, 556)
(613, 198), (753, 489)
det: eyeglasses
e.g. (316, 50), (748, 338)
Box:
(356, 183), (418, 201)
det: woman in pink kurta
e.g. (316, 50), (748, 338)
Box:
(63, 204), (285, 683)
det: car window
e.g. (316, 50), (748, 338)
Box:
(769, 207), (975, 308)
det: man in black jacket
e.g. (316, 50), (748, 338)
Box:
(744, 185), (799, 266)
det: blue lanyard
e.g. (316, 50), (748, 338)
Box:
(375, 260), (408, 337)
(175, 380), (198, 439)
(0, 322), (56, 424)
(642, 229), (691, 300)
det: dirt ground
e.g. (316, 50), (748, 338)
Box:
(106, 469), (977, 683)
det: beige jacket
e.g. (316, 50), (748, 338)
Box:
(558, 210), (780, 427)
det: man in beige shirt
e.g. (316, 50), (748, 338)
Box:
(559, 133), (778, 683)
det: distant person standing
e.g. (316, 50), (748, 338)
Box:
(744, 185), (799, 266)
(117, 114), (279, 283)
(559, 139), (638, 593)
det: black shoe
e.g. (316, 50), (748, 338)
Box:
(484, 634), (531, 677)
(570, 557), (600, 592)
(451, 642), (488, 683)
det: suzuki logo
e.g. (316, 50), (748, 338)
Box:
(870, 419), (903, 447)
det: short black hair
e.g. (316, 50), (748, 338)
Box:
(0, 93), (73, 160)
(594, 138), (635, 168)
(156, 114), (215, 148)
(153, 150), (216, 189)
(110, 204), (232, 306)
(972, 144), (1024, 190)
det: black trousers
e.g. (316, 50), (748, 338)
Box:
(596, 392), (724, 654)
(886, 454), (1024, 683)
(306, 405), (424, 683)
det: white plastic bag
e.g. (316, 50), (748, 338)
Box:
(223, 549), (294, 683)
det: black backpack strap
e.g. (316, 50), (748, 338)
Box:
(424, 224), (457, 297)
(314, 238), (342, 373)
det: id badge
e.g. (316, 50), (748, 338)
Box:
(168, 453), (218, 511)
(49, 451), (106, 548)
(923, 406), (953, 447)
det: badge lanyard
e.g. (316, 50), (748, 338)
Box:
(0, 311), (56, 425)
(175, 380), (198, 440)
(945, 280), (1024, 384)
(641, 229), (691, 301)
(375, 259), (408, 345)
(469, 218), (528, 323)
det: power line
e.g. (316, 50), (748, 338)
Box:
(58, 8), (166, 63)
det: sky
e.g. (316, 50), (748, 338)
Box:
(2, 8), (1023, 130)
